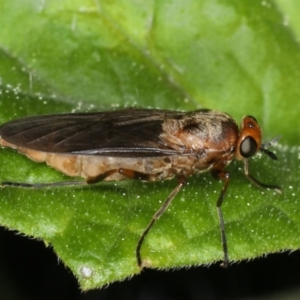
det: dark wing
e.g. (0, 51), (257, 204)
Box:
(0, 109), (186, 157)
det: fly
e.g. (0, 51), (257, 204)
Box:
(0, 108), (281, 267)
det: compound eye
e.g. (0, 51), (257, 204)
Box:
(240, 136), (257, 158)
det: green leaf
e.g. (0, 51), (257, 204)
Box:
(0, 0), (299, 290)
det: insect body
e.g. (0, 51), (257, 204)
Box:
(0, 109), (281, 267)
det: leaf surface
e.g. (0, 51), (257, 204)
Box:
(0, 0), (299, 289)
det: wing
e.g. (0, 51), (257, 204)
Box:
(0, 109), (187, 157)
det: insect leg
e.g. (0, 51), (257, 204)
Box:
(1, 180), (87, 188)
(136, 176), (187, 268)
(1, 168), (162, 188)
(211, 168), (230, 268)
(87, 168), (161, 184)
(243, 159), (282, 193)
